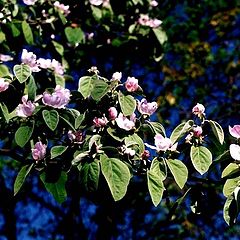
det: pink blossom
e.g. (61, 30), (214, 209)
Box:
(0, 54), (13, 62)
(192, 103), (205, 118)
(42, 85), (71, 109)
(230, 144), (240, 161)
(112, 72), (122, 81)
(23, 0), (37, 5)
(193, 126), (203, 137)
(150, 0), (158, 7)
(32, 141), (47, 161)
(138, 14), (162, 28)
(146, 134), (177, 152)
(93, 115), (108, 127)
(229, 125), (240, 139)
(125, 77), (139, 92)
(16, 95), (36, 117)
(21, 49), (40, 72)
(51, 59), (64, 75)
(37, 58), (52, 69)
(89, 0), (103, 6)
(0, 78), (9, 92)
(115, 113), (135, 131)
(108, 107), (118, 120)
(137, 98), (158, 116)
(141, 150), (150, 160)
(54, 1), (70, 16)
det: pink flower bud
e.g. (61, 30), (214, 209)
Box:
(141, 150), (150, 160)
(150, 0), (158, 7)
(125, 77), (139, 92)
(108, 107), (118, 120)
(54, 1), (70, 16)
(229, 125), (240, 139)
(93, 116), (108, 127)
(192, 103), (205, 118)
(42, 85), (71, 109)
(16, 95), (36, 117)
(0, 78), (9, 92)
(137, 98), (158, 116)
(115, 113), (135, 131)
(193, 126), (203, 137)
(89, 0), (103, 6)
(32, 141), (47, 161)
(23, 0), (37, 5)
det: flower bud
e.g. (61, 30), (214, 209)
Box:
(16, 95), (36, 117)
(229, 125), (240, 139)
(32, 141), (47, 161)
(192, 103), (205, 118)
(112, 72), (122, 81)
(125, 77), (139, 92)
(193, 126), (203, 137)
(137, 98), (158, 116)
(108, 107), (118, 120)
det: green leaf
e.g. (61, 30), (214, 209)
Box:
(222, 163), (240, 179)
(15, 124), (34, 147)
(55, 74), (65, 87)
(100, 155), (131, 201)
(27, 75), (36, 101)
(91, 80), (109, 101)
(59, 115), (75, 131)
(42, 110), (59, 131)
(146, 121), (166, 137)
(14, 164), (34, 195)
(13, 64), (31, 83)
(0, 103), (10, 123)
(223, 195), (238, 226)
(147, 169), (165, 207)
(208, 120), (224, 145)
(190, 145), (212, 175)
(91, 5), (102, 20)
(150, 158), (167, 181)
(107, 127), (125, 142)
(118, 92), (136, 116)
(124, 133), (145, 153)
(22, 21), (34, 45)
(170, 120), (194, 144)
(10, 23), (21, 37)
(78, 76), (93, 99)
(0, 64), (11, 77)
(166, 159), (188, 189)
(50, 146), (68, 159)
(80, 160), (100, 192)
(0, 31), (6, 43)
(152, 28), (168, 45)
(52, 40), (64, 56)
(40, 171), (67, 204)
(75, 112), (85, 129)
(65, 27), (85, 45)
(223, 177), (240, 197)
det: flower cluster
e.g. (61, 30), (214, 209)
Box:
(138, 14), (162, 28)
(21, 49), (64, 75)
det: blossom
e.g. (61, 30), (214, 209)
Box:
(42, 85), (71, 109)
(0, 78), (9, 92)
(138, 14), (162, 28)
(150, 0), (158, 7)
(54, 1), (70, 16)
(146, 134), (177, 152)
(21, 49), (40, 72)
(16, 95), (36, 117)
(68, 130), (84, 144)
(141, 150), (150, 160)
(193, 126), (203, 137)
(23, 0), (37, 5)
(0, 54), (13, 62)
(51, 59), (64, 75)
(112, 72), (122, 81)
(89, 0), (103, 6)
(93, 115), (108, 127)
(37, 58), (52, 69)
(137, 98), (158, 116)
(230, 144), (240, 161)
(192, 103), (205, 118)
(115, 113), (135, 131)
(32, 141), (47, 161)
(229, 125), (240, 139)
(125, 77), (139, 92)
(121, 146), (135, 156)
(108, 107), (118, 120)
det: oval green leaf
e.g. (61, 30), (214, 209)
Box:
(50, 146), (68, 159)
(22, 20), (34, 45)
(118, 92), (136, 116)
(13, 64), (31, 83)
(42, 110), (59, 131)
(100, 155), (131, 201)
(78, 76), (93, 99)
(15, 124), (34, 147)
(190, 145), (212, 175)
(166, 159), (188, 189)
(222, 163), (240, 179)
(208, 120), (224, 145)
